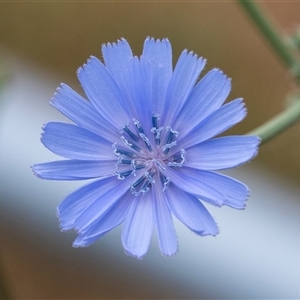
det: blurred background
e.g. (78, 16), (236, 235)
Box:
(0, 1), (300, 299)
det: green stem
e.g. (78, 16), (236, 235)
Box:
(238, 1), (300, 143)
(247, 99), (300, 145)
(238, 0), (300, 79)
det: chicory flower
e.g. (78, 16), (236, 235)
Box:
(32, 38), (259, 258)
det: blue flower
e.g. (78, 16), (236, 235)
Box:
(32, 37), (260, 258)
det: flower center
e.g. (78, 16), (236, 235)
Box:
(112, 114), (186, 195)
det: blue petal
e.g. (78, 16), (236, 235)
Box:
(179, 98), (246, 149)
(74, 177), (129, 232)
(162, 50), (206, 125)
(166, 184), (218, 235)
(163, 165), (225, 206)
(185, 136), (260, 170)
(141, 37), (172, 115)
(171, 168), (249, 209)
(153, 178), (177, 256)
(73, 229), (106, 248)
(200, 171), (250, 209)
(122, 192), (155, 259)
(102, 38), (133, 94)
(175, 69), (231, 136)
(102, 38), (136, 116)
(51, 83), (119, 142)
(57, 176), (118, 230)
(126, 57), (153, 132)
(41, 122), (114, 160)
(77, 56), (131, 129)
(72, 192), (134, 247)
(32, 159), (116, 180)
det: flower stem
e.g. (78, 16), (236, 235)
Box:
(238, 1), (300, 144)
(237, 0), (300, 80)
(247, 99), (300, 145)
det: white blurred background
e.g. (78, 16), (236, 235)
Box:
(0, 2), (300, 299)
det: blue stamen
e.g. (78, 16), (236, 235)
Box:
(123, 125), (139, 141)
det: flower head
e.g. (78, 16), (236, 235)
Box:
(32, 37), (260, 258)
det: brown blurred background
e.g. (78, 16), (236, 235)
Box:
(0, 1), (300, 299)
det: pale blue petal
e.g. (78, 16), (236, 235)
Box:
(163, 165), (225, 206)
(153, 178), (177, 256)
(122, 192), (155, 259)
(162, 50), (206, 125)
(102, 39), (136, 116)
(51, 83), (119, 142)
(72, 192), (134, 247)
(74, 178), (129, 232)
(126, 57), (153, 132)
(32, 159), (116, 180)
(77, 56), (130, 128)
(166, 184), (218, 235)
(165, 167), (249, 209)
(73, 229), (106, 248)
(175, 69), (231, 136)
(178, 98), (246, 149)
(57, 176), (118, 230)
(42, 122), (114, 160)
(174, 168), (249, 209)
(200, 171), (249, 209)
(102, 38), (133, 93)
(185, 136), (260, 170)
(141, 37), (172, 115)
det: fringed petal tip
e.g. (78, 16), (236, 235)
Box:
(76, 55), (97, 76)
(57, 219), (73, 232)
(72, 238), (87, 248)
(144, 36), (170, 44)
(162, 251), (178, 258)
(41, 122), (47, 131)
(210, 67), (231, 80)
(101, 37), (129, 50)
(160, 242), (179, 258)
(30, 163), (49, 180)
(123, 248), (147, 260)
(56, 207), (64, 224)
(179, 49), (207, 66)
(196, 221), (220, 237)
(72, 233), (101, 248)
(225, 186), (250, 210)
(235, 134), (261, 167)
(56, 202), (76, 232)
(72, 242), (82, 248)
(49, 88), (60, 105)
(249, 135), (261, 161)
(124, 242), (178, 259)
(197, 228), (219, 237)
(30, 164), (39, 178)
(31, 163), (65, 181)
(50, 83), (68, 105)
(250, 139), (261, 161)
(254, 135), (262, 148)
